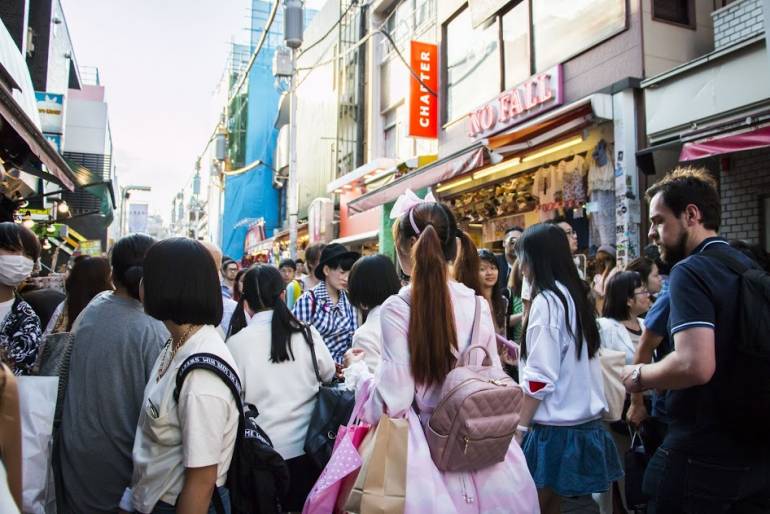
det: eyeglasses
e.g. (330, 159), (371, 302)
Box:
(504, 238), (519, 246)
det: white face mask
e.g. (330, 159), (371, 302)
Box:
(0, 255), (34, 287)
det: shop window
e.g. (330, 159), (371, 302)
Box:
(501, 1), (530, 89)
(532, 0), (626, 71)
(380, 57), (406, 112)
(383, 109), (398, 158)
(652, 0), (695, 29)
(444, 7), (501, 123)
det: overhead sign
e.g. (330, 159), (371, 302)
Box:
(467, 65), (563, 139)
(128, 203), (149, 234)
(35, 92), (64, 134)
(408, 41), (438, 139)
(468, 0), (510, 28)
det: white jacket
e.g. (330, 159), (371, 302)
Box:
(598, 317), (645, 365)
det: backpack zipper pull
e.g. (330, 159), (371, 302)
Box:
(463, 435), (470, 454)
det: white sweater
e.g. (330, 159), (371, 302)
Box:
(521, 282), (607, 426)
(227, 311), (336, 459)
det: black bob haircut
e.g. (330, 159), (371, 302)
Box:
(347, 255), (401, 311)
(322, 255), (357, 274)
(279, 258), (296, 270)
(602, 271), (643, 322)
(143, 237), (223, 326)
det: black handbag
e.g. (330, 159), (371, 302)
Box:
(302, 327), (355, 469)
(624, 430), (648, 510)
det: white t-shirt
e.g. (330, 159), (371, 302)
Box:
(521, 281), (607, 426)
(0, 298), (14, 325)
(131, 325), (239, 513)
(227, 311), (335, 460)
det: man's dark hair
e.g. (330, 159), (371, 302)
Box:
(278, 258), (296, 271)
(111, 234), (156, 300)
(348, 255), (401, 311)
(602, 271), (643, 321)
(504, 226), (524, 237)
(645, 166), (721, 231)
(221, 258), (237, 272)
(295, 258), (304, 265)
(143, 238), (223, 326)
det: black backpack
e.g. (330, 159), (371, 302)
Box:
(175, 353), (290, 514)
(702, 249), (770, 439)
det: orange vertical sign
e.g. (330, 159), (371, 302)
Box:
(408, 40), (438, 139)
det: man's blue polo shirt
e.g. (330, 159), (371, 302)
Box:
(663, 237), (756, 457)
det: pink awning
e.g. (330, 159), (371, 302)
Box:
(348, 145), (487, 214)
(680, 125), (770, 161)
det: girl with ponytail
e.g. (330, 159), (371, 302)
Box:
(346, 192), (538, 513)
(228, 265), (335, 511)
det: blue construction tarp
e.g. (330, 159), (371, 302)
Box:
(222, 56), (281, 260)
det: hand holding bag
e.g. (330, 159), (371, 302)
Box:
(303, 327), (356, 469)
(343, 416), (408, 514)
(303, 381), (372, 514)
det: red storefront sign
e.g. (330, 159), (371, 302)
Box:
(408, 40), (438, 139)
(467, 65), (564, 139)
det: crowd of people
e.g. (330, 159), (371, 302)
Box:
(0, 165), (767, 513)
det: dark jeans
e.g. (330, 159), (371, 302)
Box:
(150, 486), (230, 514)
(643, 447), (770, 514)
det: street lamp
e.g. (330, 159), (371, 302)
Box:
(119, 185), (151, 238)
(284, 0), (303, 259)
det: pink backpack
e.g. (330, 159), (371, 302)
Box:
(422, 297), (522, 472)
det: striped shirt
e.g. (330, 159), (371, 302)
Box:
(293, 281), (358, 363)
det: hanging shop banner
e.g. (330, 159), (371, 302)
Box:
(467, 65), (563, 139)
(244, 221), (267, 254)
(408, 41), (438, 139)
(482, 213), (526, 243)
(128, 203), (149, 234)
(78, 240), (102, 256)
(468, 0), (510, 28)
(35, 92), (65, 134)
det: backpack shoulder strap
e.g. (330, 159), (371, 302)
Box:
(701, 246), (750, 275)
(174, 353), (245, 419)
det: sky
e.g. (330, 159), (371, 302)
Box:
(63, 0), (326, 221)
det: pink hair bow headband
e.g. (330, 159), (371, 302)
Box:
(390, 189), (437, 235)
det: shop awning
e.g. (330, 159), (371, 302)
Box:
(332, 229), (379, 246)
(0, 82), (76, 191)
(326, 158), (400, 193)
(348, 144), (488, 214)
(486, 94), (612, 151)
(680, 125), (770, 161)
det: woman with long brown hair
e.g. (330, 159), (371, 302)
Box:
(347, 196), (537, 513)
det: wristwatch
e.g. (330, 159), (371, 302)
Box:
(631, 365), (644, 390)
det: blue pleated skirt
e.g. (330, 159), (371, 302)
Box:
(522, 419), (623, 497)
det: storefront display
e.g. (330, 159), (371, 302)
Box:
(442, 132), (615, 251)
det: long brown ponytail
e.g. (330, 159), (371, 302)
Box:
(397, 202), (464, 385)
(409, 225), (458, 385)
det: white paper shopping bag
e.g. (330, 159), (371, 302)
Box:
(17, 376), (58, 514)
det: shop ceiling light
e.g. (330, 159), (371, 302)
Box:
(57, 201), (70, 214)
(436, 176), (473, 193)
(521, 135), (584, 163)
(473, 157), (522, 180)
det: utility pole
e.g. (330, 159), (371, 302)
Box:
(284, 0), (303, 259)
